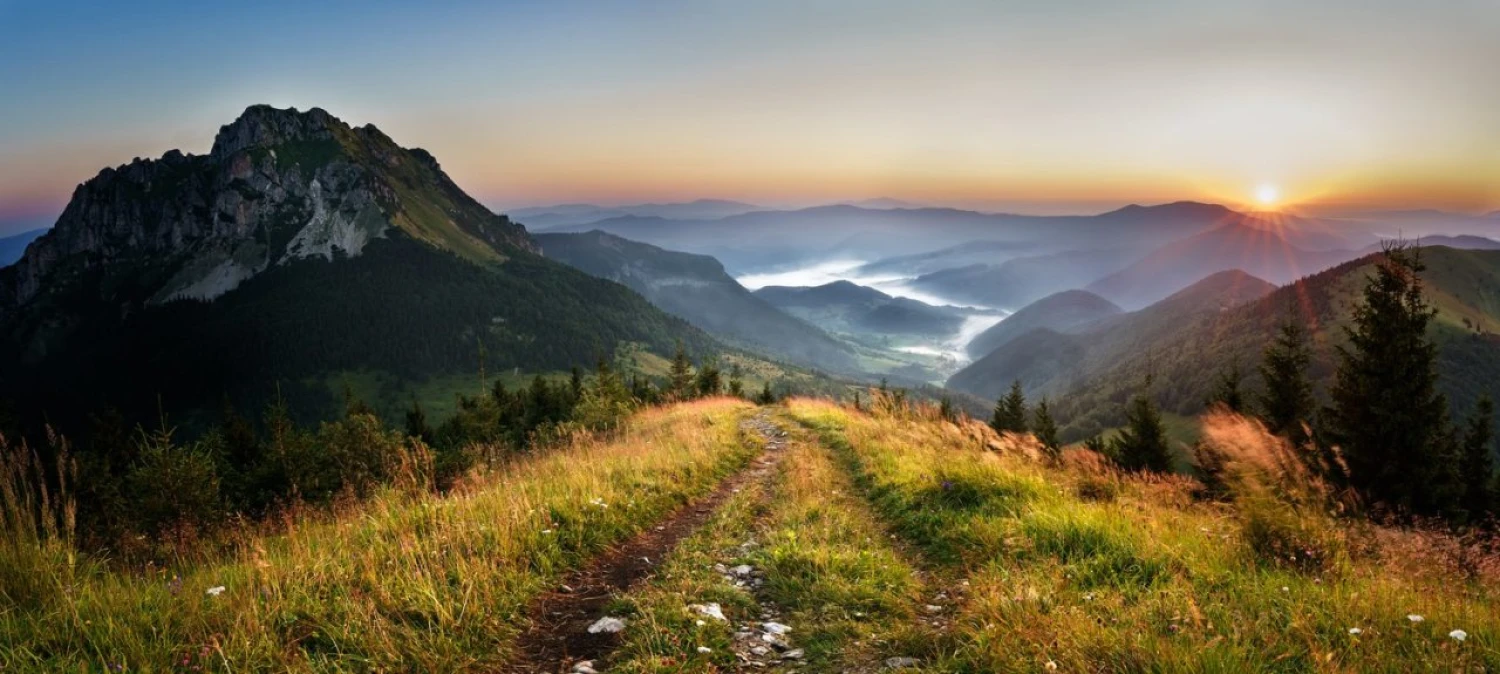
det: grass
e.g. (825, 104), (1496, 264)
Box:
(609, 414), (933, 672)
(0, 399), (755, 671)
(787, 397), (1500, 672)
(7, 395), (1500, 671)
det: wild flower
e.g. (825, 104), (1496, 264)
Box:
(1449, 629), (1468, 642)
(205, 586), (226, 597)
(1407, 614), (1424, 623)
(1348, 627), (1362, 635)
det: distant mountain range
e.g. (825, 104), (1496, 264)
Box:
(0, 106), (717, 429)
(947, 247), (1500, 441)
(536, 230), (859, 373)
(964, 290), (1122, 359)
(1083, 222), (1364, 309)
(508, 199), (765, 229)
(753, 280), (971, 339)
(0, 228), (46, 266)
(948, 270), (1278, 402)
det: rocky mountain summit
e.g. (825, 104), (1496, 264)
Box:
(1, 105), (534, 311)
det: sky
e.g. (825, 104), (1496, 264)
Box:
(1, 0), (1497, 234)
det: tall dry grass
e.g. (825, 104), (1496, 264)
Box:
(0, 398), (755, 672)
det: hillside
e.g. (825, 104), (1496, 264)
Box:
(947, 270), (1278, 402)
(965, 289), (1122, 358)
(910, 247), (1143, 310)
(8, 396), (1499, 671)
(1051, 246), (1500, 439)
(0, 106), (718, 429)
(854, 239), (1041, 277)
(509, 199), (763, 230)
(536, 230), (859, 373)
(1085, 223), (1362, 309)
(753, 280), (967, 338)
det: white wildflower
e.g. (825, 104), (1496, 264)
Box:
(1348, 627), (1362, 635)
(205, 586), (226, 597)
(1408, 614), (1424, 623)
(1449, 629), (1468, 642)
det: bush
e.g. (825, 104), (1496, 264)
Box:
(125, 429), (222, 533)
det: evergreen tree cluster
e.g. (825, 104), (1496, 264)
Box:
(42, 344), (772, 553)
(1218, 241), (1497, 523)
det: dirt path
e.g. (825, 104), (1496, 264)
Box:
(503, 411), (788, 673)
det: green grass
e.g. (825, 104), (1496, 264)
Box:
(610, 415), (934, 672)
(8, 396), (1500, 672)
(787, 398), (1500, 672)
(0, 399), (756, 671)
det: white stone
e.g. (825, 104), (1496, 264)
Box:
(586, 617), (627, 634)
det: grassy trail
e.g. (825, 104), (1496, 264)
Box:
(607, 411), (942, 672)
(787, 398), (1500, 673)
(0, 399), (758, 672)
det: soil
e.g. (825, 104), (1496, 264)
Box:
(503, 411), (788, 673)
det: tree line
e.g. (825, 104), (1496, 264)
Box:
(3, 343), (775, 556)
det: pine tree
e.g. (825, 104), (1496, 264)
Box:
(668, 341), (694, 400)
(1112, 386), (1173, 473)
(694, 356), (723, 397)
(405, 398), (434, 444)
(938, 395), (957, 422)
(990, 380), (1028, 434)
(754, 382), (776, 405)
(1460, 396), (1496, 520)
(728, 364), (745, 398)
(1208, 359), (1246, 413)
(569, 366), (585, 402)
(1257, 321), (1315, 445)
(1032, 397), (1060, 459)
(1325, 241), (1455, 516)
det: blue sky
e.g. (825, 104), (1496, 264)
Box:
(2, 0), (1497, 234)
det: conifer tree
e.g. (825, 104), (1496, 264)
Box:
(1460, 396), (1496, 520)
(754, 382), (777, 405)
(990, 380), (1028, 434)
(570, 366), (585, 402)
(728, 364), (745, 398)
(694, 356), (723, 397)
(1033, 397), (1060, 459)
(1325, 241), (1455, 515)
(1112, 384), (1173, 473)
(405, 398), (434, 444)
(938, 395), (957, 422)
(1208, 359), (1246, 413)
(1257, 321), (1315, 445)
(668, 341), (694, 399)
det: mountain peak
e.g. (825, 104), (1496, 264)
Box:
(210, 105), (346, 160)
(4, 104), (533, 311)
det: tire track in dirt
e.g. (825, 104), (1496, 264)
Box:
(503, 410), (788, 673)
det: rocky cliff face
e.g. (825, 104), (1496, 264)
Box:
(1, 105), (534, 312)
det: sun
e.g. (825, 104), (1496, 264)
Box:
(1255, 184), (1280, 208)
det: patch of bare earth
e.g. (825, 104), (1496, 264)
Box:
(503, 411), (787, 673)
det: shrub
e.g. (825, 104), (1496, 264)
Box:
(125, 429), (222, 533)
